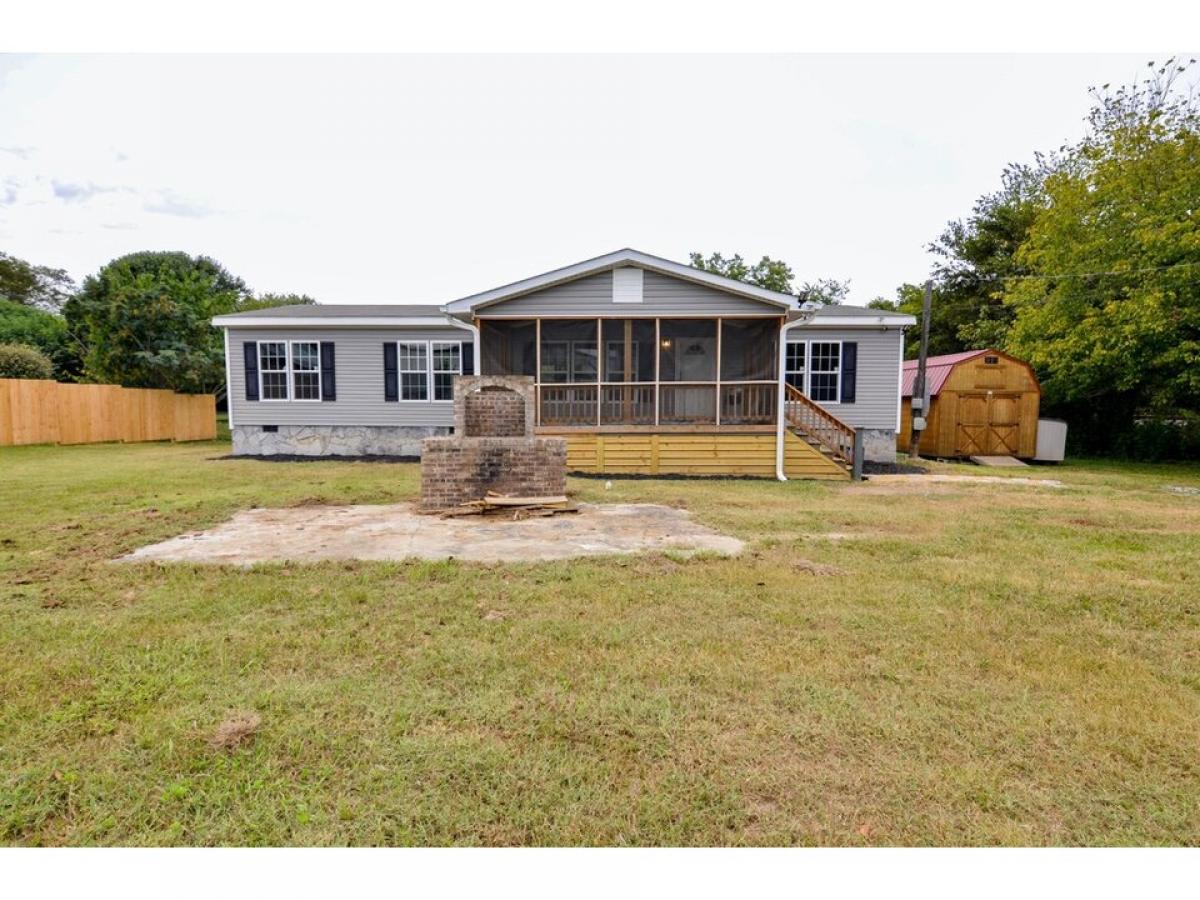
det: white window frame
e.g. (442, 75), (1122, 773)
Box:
(784, 339), (842, 405)
(289, 340), (323, 403)
(807, 339), (843, 405)
(397, 341), (430, 403)
(430, 341), (463, 403)
(258, 341), (290, 402)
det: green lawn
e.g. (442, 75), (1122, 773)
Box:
(1, 440), (1198, 846)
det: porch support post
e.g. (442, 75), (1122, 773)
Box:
(654, 318), (660, 427)
(596, 316), (602, 427)
(852, 429), (865, 481)
(535, 318), (542, 427)
(715, 317), (722, 427)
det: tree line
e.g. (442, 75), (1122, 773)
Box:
(0, 250), (314, 397)
(868, 59), (1199, 458)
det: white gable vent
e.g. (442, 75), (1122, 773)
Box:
(612, 266), (644, 303)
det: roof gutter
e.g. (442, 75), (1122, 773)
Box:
(210, 315), (458, 328)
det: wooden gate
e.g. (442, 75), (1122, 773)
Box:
(955, 392), (1021, 456)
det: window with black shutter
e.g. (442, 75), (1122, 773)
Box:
(320, 342), (336, 401)
(243, 341), (259, 401)
(840, 342), (857, 404)
(383, 343), (399, 401)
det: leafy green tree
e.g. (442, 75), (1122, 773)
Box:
(234, 292), (318, 312)
(1004, 59), (1200, 421)
(0, 252), (75, 312)
(0, 298), (83, 380)
(689, 251), (796, 295)
(64, 251), (249, 393)
(0, 342), (54, 379)
(797, 277), (850, 306)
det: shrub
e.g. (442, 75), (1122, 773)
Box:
(0, 342), (54, 380)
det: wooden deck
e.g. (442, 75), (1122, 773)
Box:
(544, 430), (849, 480)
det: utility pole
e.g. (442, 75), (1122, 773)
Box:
(907, 280), (933, 459)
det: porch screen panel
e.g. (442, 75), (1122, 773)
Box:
(720, 319), (778, 382)
(658, 320), (717, 382)
(539, 320), (598, 383)
(480, 320), (536, 377)
(601, 319), (655, 382)
(600, 319), (655, 424)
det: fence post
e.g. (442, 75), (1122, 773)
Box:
(852, 429), (864, 481)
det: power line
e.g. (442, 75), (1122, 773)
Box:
(957, 260), (1200, 282)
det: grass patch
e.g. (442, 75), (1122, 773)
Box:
(1, 440), (1198, 845)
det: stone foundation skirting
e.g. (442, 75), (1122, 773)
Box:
(232, 424), (450, 457)
(860, 428), (897, 464)
(420, 436), (567, 511)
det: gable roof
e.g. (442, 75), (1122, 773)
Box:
(900, 350), (991, 397)
(443, 248), (802, 315)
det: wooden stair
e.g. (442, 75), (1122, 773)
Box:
(783, 383), (863, 479)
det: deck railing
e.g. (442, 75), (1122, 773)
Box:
(783, 383), (857, 467)
(540, 381), (779, 427)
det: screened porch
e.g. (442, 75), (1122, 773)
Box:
(479, 317), (783, 429)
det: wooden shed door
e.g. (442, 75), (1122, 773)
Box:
(955, 392), (1021, 455)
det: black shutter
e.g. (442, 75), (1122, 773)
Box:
(840, 342), (857, 404)
(320, 342), (336, 401)
(243, 341), (259, 401)
(383, 343), (398, 401)
(461, 341), (474, 376)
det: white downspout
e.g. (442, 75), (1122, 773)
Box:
(775, 313), (812, 481)
(222, 327), (235, 430)
(446, 314), (481, 373)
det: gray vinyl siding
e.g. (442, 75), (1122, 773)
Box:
(227, 327), (470, 427)
(480, 270), (784, 317)
(788, 325), (904, 431)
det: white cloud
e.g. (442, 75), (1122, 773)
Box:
(51, 180), (125, 203)
(143, 191), (214, 218)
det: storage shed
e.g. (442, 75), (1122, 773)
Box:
(898, 349), (1041, 458)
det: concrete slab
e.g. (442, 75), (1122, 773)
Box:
(970, 455), (1029, 467)
(119, 502), (744, 566)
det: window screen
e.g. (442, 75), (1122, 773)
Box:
(431, 342), (462, 401)
(784, 342), (805, 391)
(291, 341), (321, 400)
(398, 342), (428, 400)
(259, 342), (289, 400)
(808, 342), (841, 402)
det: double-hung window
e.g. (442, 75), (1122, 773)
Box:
(784, 342), (805, 392)
(291, 341), (321, 400)
(398, 342), (429, 400)
(808, 341), (841, 402)
(431, 342), (462, 401)
(259, 342), (289, 400)
(784, 340), (841, 402)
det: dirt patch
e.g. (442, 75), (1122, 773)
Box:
(863, 460), (929, 476)
(793, 560), (846, 576)
(209, 711), (262, 750)
(119, 502), (744, 565)
(860, 473), (1065, 490)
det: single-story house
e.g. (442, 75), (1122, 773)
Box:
(212, 249), (915, 479)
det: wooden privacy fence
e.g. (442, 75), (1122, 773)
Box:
(0, 379), (216, 446)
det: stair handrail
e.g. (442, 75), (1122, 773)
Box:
(782, 383), (857, 465)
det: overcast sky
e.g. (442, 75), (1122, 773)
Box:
(0, 54), (1151, 306)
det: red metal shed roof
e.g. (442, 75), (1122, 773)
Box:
(900, 350), (991, 397)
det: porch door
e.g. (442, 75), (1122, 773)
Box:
(955, 392), (1020, 455)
